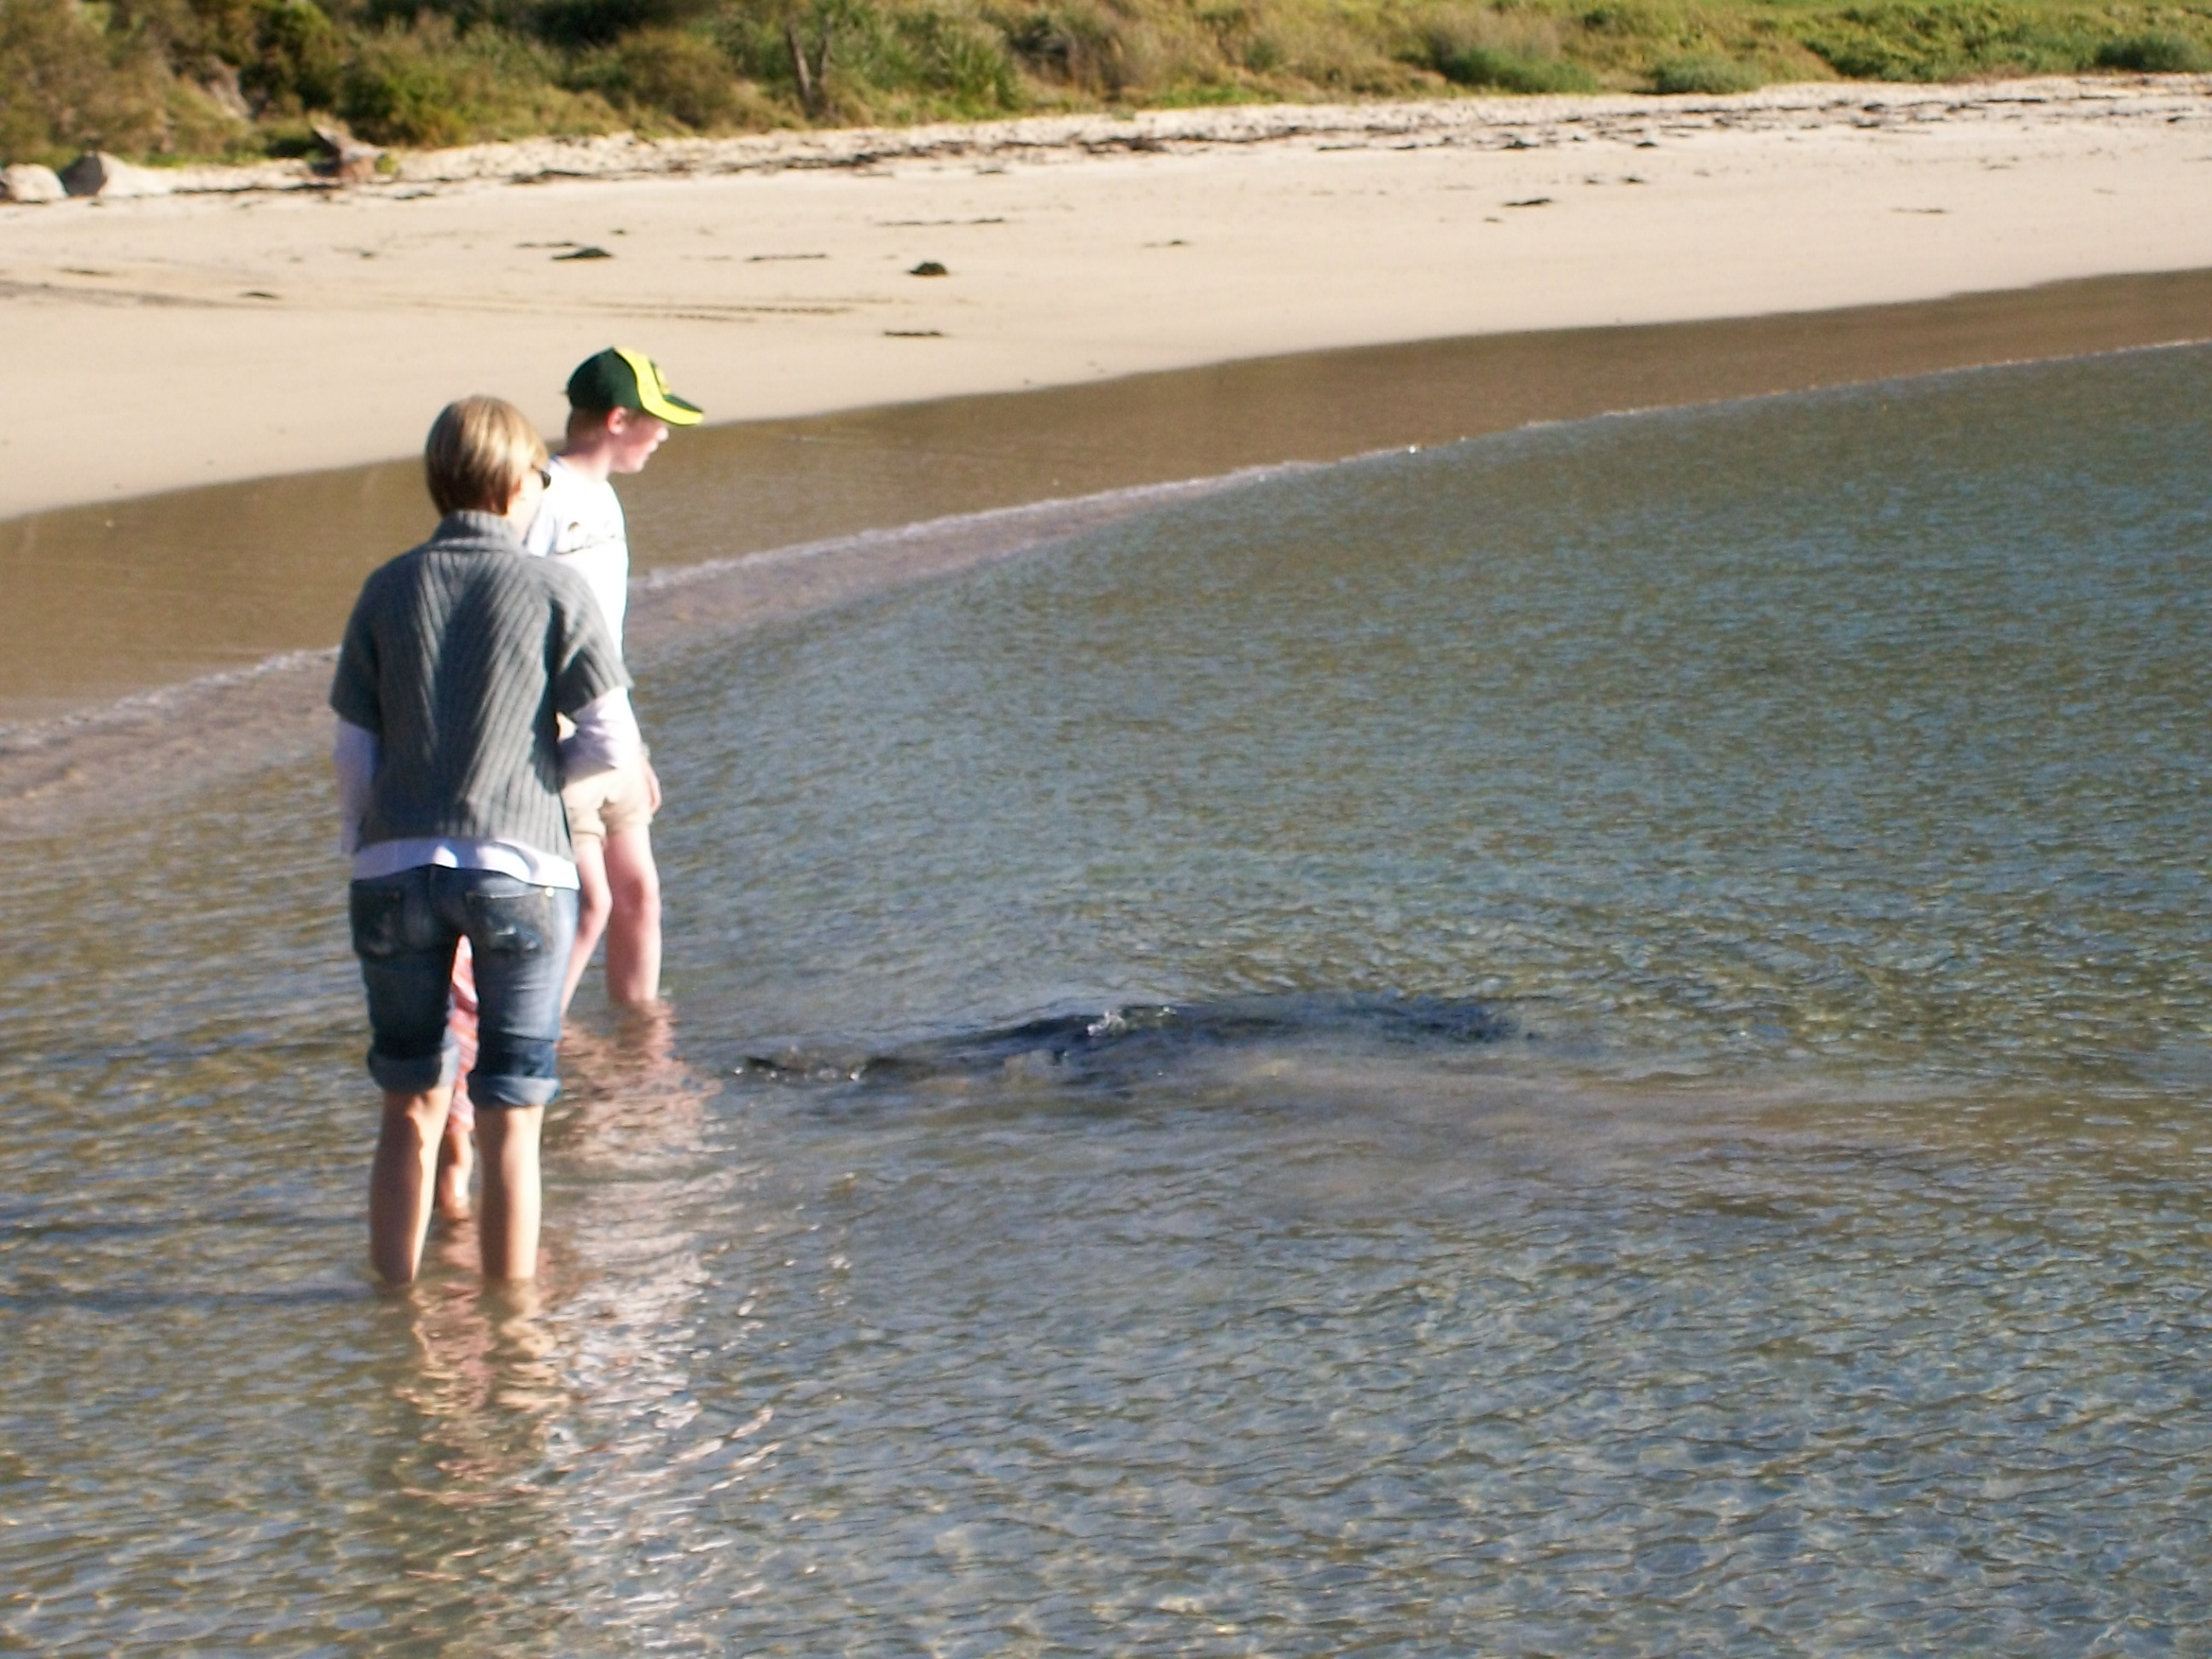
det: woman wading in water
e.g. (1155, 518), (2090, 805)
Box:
(330, 396), (638, 1284)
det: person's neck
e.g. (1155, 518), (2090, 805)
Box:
(555, 440), (618, 485)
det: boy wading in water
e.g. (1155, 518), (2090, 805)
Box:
(528, 346), (702, 1012)
(333, 397), (640, 1284)
(428, 349), (700, 1220)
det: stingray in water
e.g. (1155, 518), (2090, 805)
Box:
(736, 993), (1518, 1097)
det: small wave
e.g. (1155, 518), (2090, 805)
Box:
(0, 469), (1300, 838)
(637, 463), (1313, 597)
(0, 648), (339, 841)
(0, 646), (336, 750)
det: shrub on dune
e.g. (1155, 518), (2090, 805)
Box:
(881, 7), (1026, 116)
(1217, 4), (1411, 96)
(1796, 2), (2096, 81)
(1650, 49), (1761, 92)
(246, 0), (351, 113)
(10, 0), (2212, 166)
(1417, 4), (1602, 94)
(1003, 0), (1191, 98)
(340, 15), (615, 145)
(723, 0), (1025, 123)
(0, 0), (176, 161)
(2094, 29), (2211, 72)
(563, 25), (781, 129)
(535, 0), (721, 50)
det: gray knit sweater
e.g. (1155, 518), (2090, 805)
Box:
(329, 510), (628, 859)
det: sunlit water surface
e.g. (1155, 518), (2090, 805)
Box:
(4, 347), (2212, 1654)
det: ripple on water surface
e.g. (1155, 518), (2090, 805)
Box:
(4, 347), (2212, 1653)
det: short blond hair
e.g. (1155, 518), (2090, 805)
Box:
(424, 396), (549, 516)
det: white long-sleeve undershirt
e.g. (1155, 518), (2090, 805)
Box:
(556, 684), (643, 782)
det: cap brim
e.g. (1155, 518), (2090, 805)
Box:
(611, 346), (705, 425)
(642, 388), (704, 426)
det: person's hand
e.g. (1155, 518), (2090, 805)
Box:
(643, 754), (663, 813)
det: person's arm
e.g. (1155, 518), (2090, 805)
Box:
(558, 687), (642, 783)
(333, 719), (378, 855)
(549, 566), (634, 773)
(329, 583), (384, 740)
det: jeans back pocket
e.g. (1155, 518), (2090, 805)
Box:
(349, 878), (422, 960)
(464, 887), (554, 958)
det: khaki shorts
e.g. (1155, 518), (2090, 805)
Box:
(563, 754), (655, 841)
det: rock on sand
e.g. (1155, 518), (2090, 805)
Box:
(1, 164), (67, 204)
(60, 152), (173, 200)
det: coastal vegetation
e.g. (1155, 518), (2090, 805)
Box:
(4, 0), (2211, 165)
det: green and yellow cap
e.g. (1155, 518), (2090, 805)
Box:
(565, 346), (703, 426)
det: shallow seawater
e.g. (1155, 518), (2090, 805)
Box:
(5, 347), (2212, 1654)
(11, 267), (2212, 723)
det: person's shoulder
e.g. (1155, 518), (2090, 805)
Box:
(375, 512), (507, 569)
(513, 549), (602, 613)
(524, 460), (619, 556)
(351, 539), (435, 608)
(544, 458), (618, 509)
(550, 461), (624, 523)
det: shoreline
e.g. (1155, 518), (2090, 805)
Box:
(8, 265), (2210, 726)
(2, 75), (2210, 521)
(0, 472), (1276, 839)
(42, 76), (2212, 199)
(4, 297), (2209, 835)
(34, 75), (2212, 197)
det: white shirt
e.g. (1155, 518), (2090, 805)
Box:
(522, 457), (630, 653)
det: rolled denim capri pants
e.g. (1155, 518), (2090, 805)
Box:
(349, 865), (579, 1108)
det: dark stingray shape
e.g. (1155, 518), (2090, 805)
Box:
(738, 993), (1514, 1095)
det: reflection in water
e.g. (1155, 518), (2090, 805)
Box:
(346, 1011), (742, 1656)
(538, 1006), (786, 1644)
(6, 350), (2212, 1651)
(551, 1004), (712, 1164)
(353, 1282), (577, 1656)
(402, 1276), (568, 1425)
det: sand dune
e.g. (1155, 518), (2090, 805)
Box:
(1, 75), (2209, 520)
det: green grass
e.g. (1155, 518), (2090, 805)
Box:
(3, 0), (2210, 166)
(1650, 49), (1765, 90)
(2096, 26), (2212, 67)
(1419, 4), (1605, 92)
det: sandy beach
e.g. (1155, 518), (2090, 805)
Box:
(3, 75), (2211, 521)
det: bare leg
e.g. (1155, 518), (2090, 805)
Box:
(601, 824), (662, 1008)
(434, 1112), (474, 1220)
(476, 1106), (545, 1281)
(562, 835), (611, 1014)
(437, 939), (480, 1219)
(369, 1086), (453, 1285)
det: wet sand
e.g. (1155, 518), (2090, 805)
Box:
(3, 77), (2209, 521)
(3, 265), (2209, 836)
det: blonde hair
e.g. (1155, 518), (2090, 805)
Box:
(423, 396), (549, 516)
